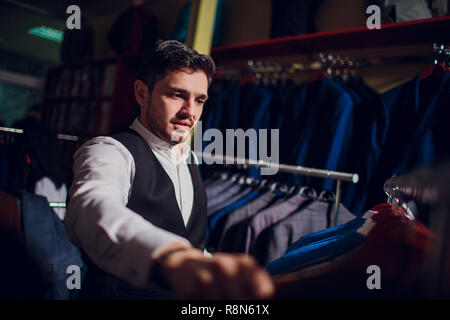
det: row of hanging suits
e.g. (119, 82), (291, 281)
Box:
(202, 171), (436, 299)
(202, 64), (450, 216)
(200, 64), (448, 298)
(203, 172), (355, 266)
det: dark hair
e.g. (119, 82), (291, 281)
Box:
(138, 40), (216, 92)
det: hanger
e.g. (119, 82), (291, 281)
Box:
(420, 43), (449, 80)
(318, 190), (336, 202)
(256, 178), (270, 190)
(298, 186), (317, 199)
(268, 181), (280, 191)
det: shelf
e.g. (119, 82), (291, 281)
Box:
(211, 16), (450, 62)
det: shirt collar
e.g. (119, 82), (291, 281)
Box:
(130, 117), (191, 165)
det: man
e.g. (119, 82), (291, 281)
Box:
(65, 40), (275, 299)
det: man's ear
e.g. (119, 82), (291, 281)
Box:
(134, 80), (149, 108)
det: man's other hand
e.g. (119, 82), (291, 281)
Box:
(156, 246), (275, 300)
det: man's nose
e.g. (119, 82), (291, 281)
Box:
(180, 99), (195, 118)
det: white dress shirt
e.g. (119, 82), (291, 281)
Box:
(65, 118), (197, 287)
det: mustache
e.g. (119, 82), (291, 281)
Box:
(171, 117), (194, 127)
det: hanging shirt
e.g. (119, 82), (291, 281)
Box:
(65, 117), (195, 287)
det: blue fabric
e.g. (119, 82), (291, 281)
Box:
(341, 77), (389, 215)
(237, 83), (272, 179)
(364, 72), (450, 211)
(206, 190), (260, 244)
(265, 231), (364, 275)
(289, 78), (354, 191)
(285, 215), (366, 254)
(265, 216), (366, 275)
(278, 83), (307, 165)
(20, 191), (85, 300)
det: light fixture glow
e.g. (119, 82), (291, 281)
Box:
(28, 26), (63, 43)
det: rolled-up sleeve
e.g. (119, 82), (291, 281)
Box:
(65, 137), (191, 287)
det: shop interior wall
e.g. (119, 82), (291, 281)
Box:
(81, 0), (433, 92)
(89, 0), (191, 60)
(218, 0), (430, 93)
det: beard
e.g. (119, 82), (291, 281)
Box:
(144, 105), (193, 145)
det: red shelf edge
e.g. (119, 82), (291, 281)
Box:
(211, 15), (450, 60)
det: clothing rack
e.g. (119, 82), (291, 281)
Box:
(383, 161), (450, 298)
(0, 126), (76, 208)
(217, 54), (432, 78)
(196, 152), (359, 227)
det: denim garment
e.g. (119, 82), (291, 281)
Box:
(20, 191), (85, 300)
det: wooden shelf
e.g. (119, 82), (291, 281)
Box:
(211, 16), (450, 62)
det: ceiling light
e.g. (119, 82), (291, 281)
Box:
(28, 26), (63, 43)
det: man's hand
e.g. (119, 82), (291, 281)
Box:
(154, 245), (275, 300)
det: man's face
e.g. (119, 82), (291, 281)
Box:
(136, 68), (208, 144)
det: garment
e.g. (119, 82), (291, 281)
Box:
(107, 4), (157, 55)
(272, 203), (435, 299)
(365, 71), (450, 212)
(278, 83), (307, 166)
(245, 192), (316, 256)
(265, 203), (412, 276)
(205, 175), (236, 199)
(207, 185), (255, 216)
(217, 191), (286, 253)
(20, 191), (85, 300)
(66, 118), (198, 289)
(289, 77), (354, 192)
(112, 128), (206, 247)
(79, 128), (207, 300)
(341, 76), (389, 215)
(206, 189), (261, 251)
(0, 191), (23, 242)
(254, 195), (355, 265)
(34, 176), (67, 220)
(216, 190), (281, 251)
(206, 181), (249, 214)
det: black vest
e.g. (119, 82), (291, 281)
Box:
(80, 129), (207, 299)
(113, 129), (207, 247)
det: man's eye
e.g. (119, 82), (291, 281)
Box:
(170, 93), (182, 98)
(196, 99), (205, 104)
